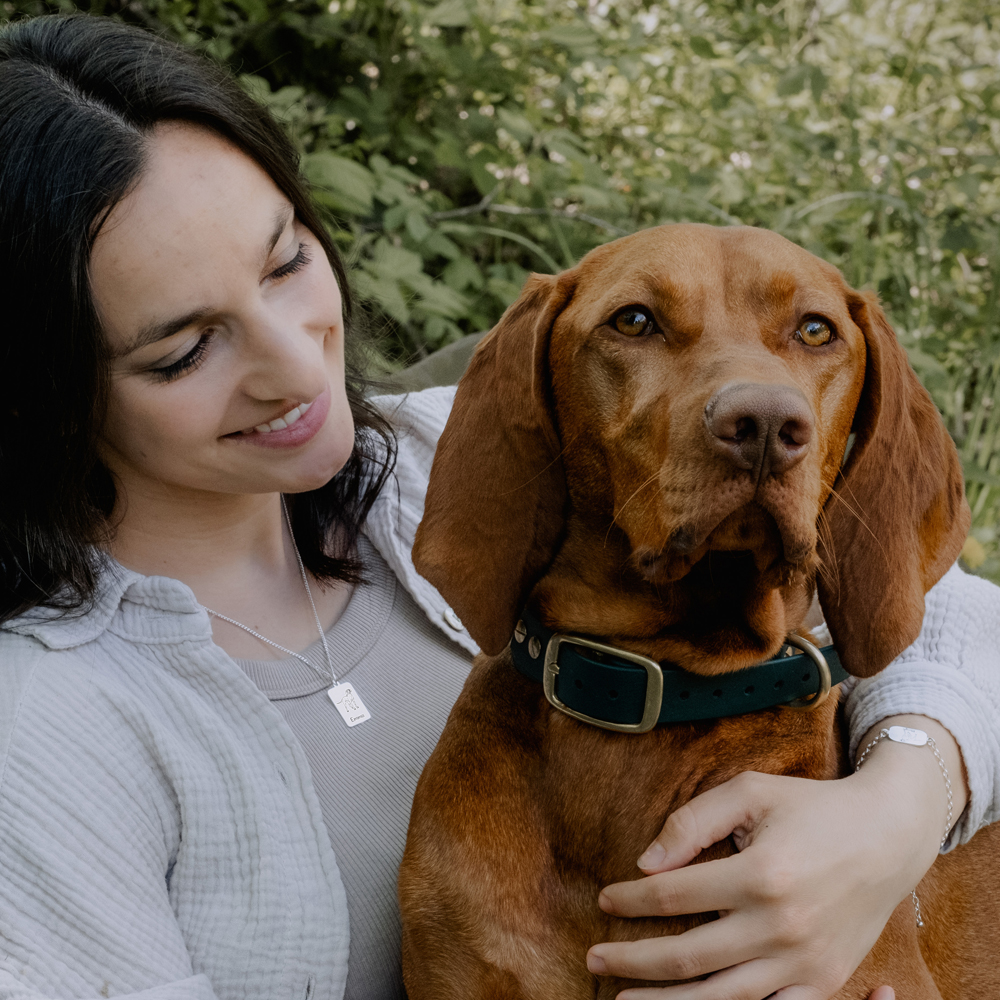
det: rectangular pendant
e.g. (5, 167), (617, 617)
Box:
(328, 682), (371, 727)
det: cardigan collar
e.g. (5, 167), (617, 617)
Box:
(3, 557), (213, 650)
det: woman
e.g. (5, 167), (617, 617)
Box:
(0, 13), (996, 1000)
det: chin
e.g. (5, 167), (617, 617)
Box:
(288, 428), (357, 492)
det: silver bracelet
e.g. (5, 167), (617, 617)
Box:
(855, 725), (954, 928)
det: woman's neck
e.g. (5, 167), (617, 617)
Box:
(109, 484), (353, 661)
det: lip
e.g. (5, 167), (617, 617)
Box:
(228, 387), (331, 449)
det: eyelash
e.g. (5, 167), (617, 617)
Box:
(150, 334), (211, 383)
(269, 242), (311, 280)
(149, 243), (313, 383)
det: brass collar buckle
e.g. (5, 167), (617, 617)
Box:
(542, 633), (664, 733)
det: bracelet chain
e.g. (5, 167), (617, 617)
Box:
(854, 728), (954, 929)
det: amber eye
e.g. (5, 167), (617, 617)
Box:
(614, 307), (655, 337)
(796, 317), (833, 347)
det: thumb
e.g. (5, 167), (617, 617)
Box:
(868, 990), (895, 1000)
(638, 771), (771, 874)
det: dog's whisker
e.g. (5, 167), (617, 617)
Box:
(825, 483), (890, 566)
(605, 471), (662, 547)
(815, 507), (841, 606)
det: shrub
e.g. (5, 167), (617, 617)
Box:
(5, 0), (998, 579)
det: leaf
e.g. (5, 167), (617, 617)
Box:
(940, 222), (976, 252)
(777, 64), (809, 97)
(406, 210), (432, 243)
(443, 256), (484, 291)
(690, 36), (715, 59)
(426, 0), (470, 27)
(496, 107), (535, 145)
(541, 24), (598, 51)
(421, 231), (462, 260)
(302, 152), (376, 214)
(352, 270), (411, 324)
(369, 241), (425, 278)
(382, 203), (409, 231)
(409, 281), (469, 319)
(809, 66), (827, 101)
(949, 174), (981, 201)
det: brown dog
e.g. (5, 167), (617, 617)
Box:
(400, 224), (997, 998)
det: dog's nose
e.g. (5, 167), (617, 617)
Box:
(704, 382), (813, 476)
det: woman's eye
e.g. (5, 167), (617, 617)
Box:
(796, 318), (834, 347)
(614, 308), (656, 337)
(149, 333), (211, 383)
(269, 242), (311, 281)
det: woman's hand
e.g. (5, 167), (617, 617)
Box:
(586, 715), (966, 1000)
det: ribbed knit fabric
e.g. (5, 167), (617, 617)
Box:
(845, 563), (1000, 849)
(235, 536), (472, 1000)
(0, 573), (350, 1000)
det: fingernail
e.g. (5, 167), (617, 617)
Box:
(638, 842), (666, 869)
(597, 890), (613, 912)
(587, 950), (607, 974)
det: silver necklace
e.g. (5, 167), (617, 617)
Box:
(202, 498), (371, 728)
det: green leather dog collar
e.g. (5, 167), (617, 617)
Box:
(510, 607), (847, 733)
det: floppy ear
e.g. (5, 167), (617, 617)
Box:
(413, 272), (575, 655)
(817, 291), (970, 677)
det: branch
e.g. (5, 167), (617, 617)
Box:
(429, 187), (500, 221)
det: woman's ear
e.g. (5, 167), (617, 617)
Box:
(817, 290), (970, 677)
(413, 272), (576, 655)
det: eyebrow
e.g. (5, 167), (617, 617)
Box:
(121, 206), (294, 355)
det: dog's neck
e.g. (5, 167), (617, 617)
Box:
(529, 515), (816, 677)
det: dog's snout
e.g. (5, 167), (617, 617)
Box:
(704, 382), (813, 476)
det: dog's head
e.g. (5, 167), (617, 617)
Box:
(414, 224), (969, 678)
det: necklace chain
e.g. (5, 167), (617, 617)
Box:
(202, 497), (338, 687)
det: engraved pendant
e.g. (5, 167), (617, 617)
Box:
(328, 682), (372, 727)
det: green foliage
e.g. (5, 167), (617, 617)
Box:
(4, 0), (999, 579)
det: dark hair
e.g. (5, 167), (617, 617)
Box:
(0, 13), (395, 623)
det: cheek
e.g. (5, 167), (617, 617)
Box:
(102, 377), (225, 462)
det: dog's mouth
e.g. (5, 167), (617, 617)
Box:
(633, 502), (814, 586)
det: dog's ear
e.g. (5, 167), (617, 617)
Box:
(413, 272), (575, 655)
(817, 290), (969, 677)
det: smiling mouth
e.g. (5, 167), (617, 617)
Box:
(238, 400), (313, 436)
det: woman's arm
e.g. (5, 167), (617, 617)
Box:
(845, 563), (1000, 847)
(586, 563), (998, 999)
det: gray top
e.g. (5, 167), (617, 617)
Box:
(236, 536), (472, 1000)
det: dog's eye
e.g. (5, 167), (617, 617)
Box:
(614, 308), (655, 337)
(796, 318), (833, 347)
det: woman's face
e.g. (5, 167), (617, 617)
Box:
(89, 122), (355, 503)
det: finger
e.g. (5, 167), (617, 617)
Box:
(587, 913), (763, 982)
(613, 957), (785, 1000)
(866, 989), (895, 1000)
(638, 772), (772, 873)
(600, 853), (752, 917)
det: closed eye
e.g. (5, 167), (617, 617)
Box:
(269, 242), (311, 281)
(148, 332), (212, 383)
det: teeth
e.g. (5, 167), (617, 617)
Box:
(251, 400), (313, 435)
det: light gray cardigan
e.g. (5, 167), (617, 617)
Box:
(0, 386), (997, 1000)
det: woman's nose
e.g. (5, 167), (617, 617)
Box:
(239, 311), (335, 402)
